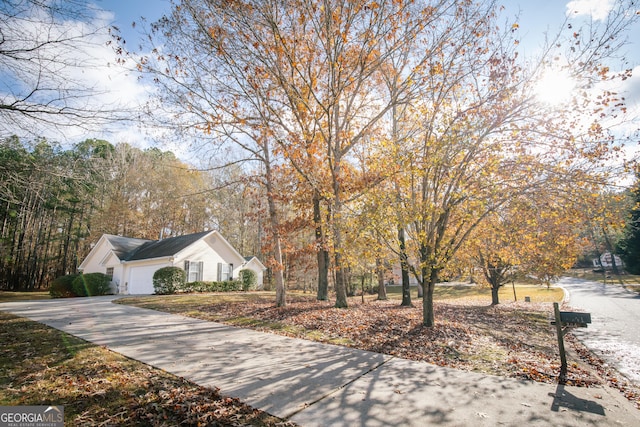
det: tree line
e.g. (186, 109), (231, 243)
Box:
(0, 137), (264, 290)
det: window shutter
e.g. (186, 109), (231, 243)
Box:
(198, 261), (204, 281)
(184, 261), (190, 278)
(217, 263), (222, 281)
(229, 263), (233, 281)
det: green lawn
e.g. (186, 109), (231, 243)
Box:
(383, 282), (564, 303)
(0, 284), (565, 304)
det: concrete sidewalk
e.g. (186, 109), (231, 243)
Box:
(1, 297), (639, 426)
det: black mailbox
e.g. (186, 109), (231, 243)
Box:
(559, 311), (591, 327)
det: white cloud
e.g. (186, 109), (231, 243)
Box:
(566, 0), (614, 21)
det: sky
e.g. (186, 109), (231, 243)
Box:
(6, 0), (640, 160)
(99, 0), (640, 65)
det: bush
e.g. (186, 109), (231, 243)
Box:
(153, 266), (186, 295)
(176, 280), (242, 293)
(239, 269), (257, 291)
(221, 280), (242, 292)
(72, 273), (112, 297)
(179, 281), (214, 293)
(49, 274), (80, 298)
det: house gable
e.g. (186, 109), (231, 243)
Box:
(173, 231), (246, 282)
(243, 256), (267, 271)
(241, 257), (267, 289)
(79, 235), (118, 272)
(99, 251), (121, 268)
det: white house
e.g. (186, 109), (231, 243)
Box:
(592, 252), (624, 270)
(78, 230), (266, 294)
(390, 263), (420, 286)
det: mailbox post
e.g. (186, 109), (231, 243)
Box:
(552, 302), (591, 383)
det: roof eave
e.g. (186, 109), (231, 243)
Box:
(122, 255), (174, 264)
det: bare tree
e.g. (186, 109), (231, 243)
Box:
(0, 0), (129, 137)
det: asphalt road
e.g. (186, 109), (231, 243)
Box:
(559, 276), (640, 385)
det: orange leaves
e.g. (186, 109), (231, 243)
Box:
(367, 1), (381, 11)
(430, 61), (444, 76)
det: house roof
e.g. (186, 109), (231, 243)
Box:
(123, 230), (214, 261)
(80, 230), (255, 273)
(104, 234), (152, 259)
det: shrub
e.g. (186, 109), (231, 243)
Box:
(179, 281), (210, 293)
(200, 280), (240, 292)
(72, 273), (112, 297)
(222, 280), (242, 291)
(49, 274), (80, 298)
(178, 281), (195, 293)
(153, 266), (186, 295)
(176, 280), (242, 293)
(239, 269), (257, 291)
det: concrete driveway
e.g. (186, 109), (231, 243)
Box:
(2, 296), (639, 426)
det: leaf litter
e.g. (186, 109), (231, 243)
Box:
(165, 294), (640, 409)
(0, 312), (295, 426)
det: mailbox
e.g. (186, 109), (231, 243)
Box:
(552, 303), (592, 383)
(559, 311), (591, 328)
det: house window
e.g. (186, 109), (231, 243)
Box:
(184, 260), (203, 282)
(217, 263), (233, 281)
(106, 267), (114, 280)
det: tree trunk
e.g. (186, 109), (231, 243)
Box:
(61, 200), (77, 276)
(313, 192), (329, 300)
(376, 257), (387, 300)
(331, 169), (348, 308)
(422, 281), (435, 327)
(272, 234), (286, 307)
(263, 149), (286, 307)
(398, 226), (412, 306)
(334, 248), (348, 307)
(333, 206), (348, 308)
(422, 266), (439, 327)
(602, 226), (623, 284)
(491, 285), (500, 305)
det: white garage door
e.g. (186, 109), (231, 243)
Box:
(128, 265), (161, 294)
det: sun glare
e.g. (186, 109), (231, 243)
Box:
(535, 70), (577, 106)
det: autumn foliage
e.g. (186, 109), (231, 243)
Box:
(124, 0), (640, 325)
